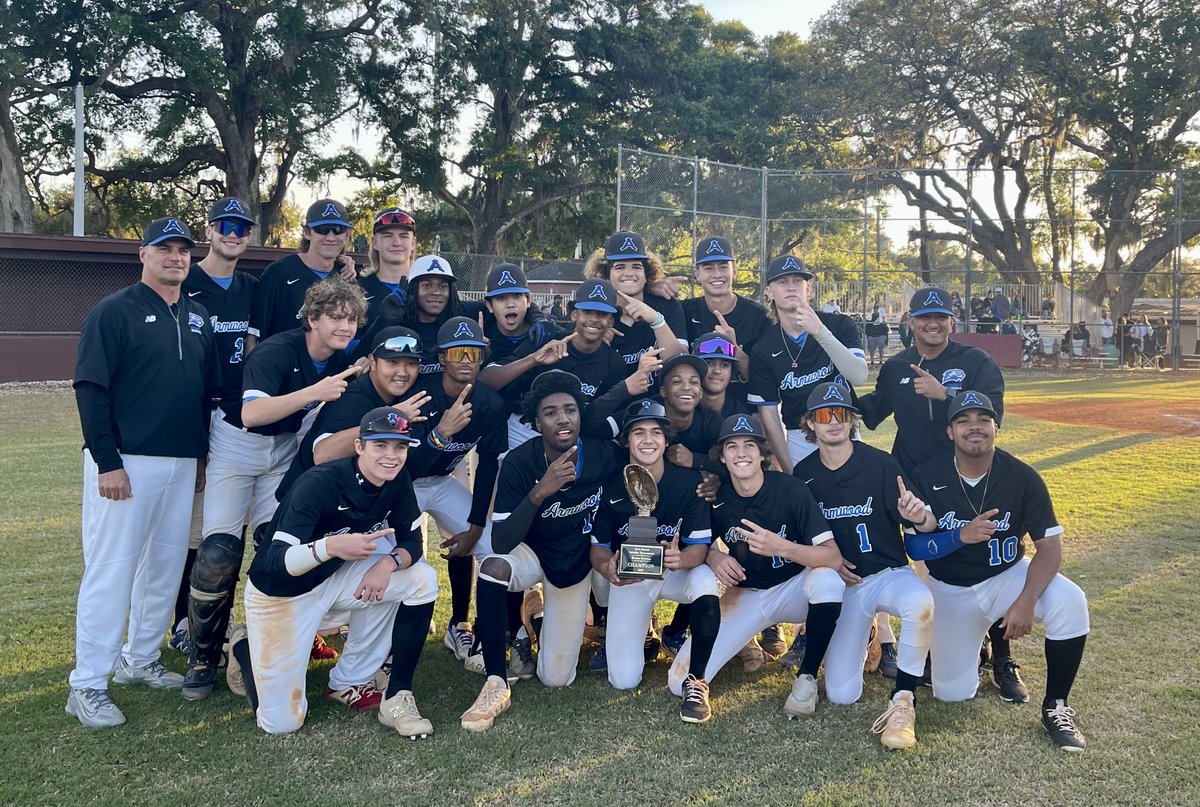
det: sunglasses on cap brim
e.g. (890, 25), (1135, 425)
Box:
(311, 224), (348, 235)
(375, 335), (420, 354)
(361, 414), (415, 438)
(375, 210), (415, 228)
(212, 220), (252, 237)
(810, 407), (856, 424)
(695, 337), (736, 358)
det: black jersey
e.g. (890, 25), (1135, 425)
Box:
(681, 294), (771, 353)
(747, 314), (864, 428)
(579, 383), (721, 471)
(74, 282), (221, 467)
(909, 448), (1062, 588)
(358, 274), (408, 333)
(793, 442), (910, 578)
(248, 253), (340, 341)
(238, 328), (351, 435)
(183, 264), (256, 417)
(711, 470), (833, 590)
(858, 340), (1005, 475)
(492, 437), (622, 588)
(588, 463), (711, 552)
(248, 457), (424, 598)
(488, 339), (628, 416)
(609, 292), (688, 369)
(409, 376), (508, 478)
(705, 394), (752, 419)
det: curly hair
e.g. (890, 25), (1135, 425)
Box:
(300, 277), (367, 329)
(582, 247), (664, 286)
(400, 276), (462, 328)
(520, 372), (586, 426)
(799, 411), (862, 444)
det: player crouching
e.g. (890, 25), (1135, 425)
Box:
(794, 382), (935, 750)
(589, 400), (722, 723)
(668, 415), (845, 718)
(231, 407), (439, 737)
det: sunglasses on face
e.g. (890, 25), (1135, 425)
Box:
(312, 224), (348, 236)
(375, 210), (415, 228)
(377, 335), (420, 353)
(811, 407), (856, 424)
(444, 346), (483, 364)
(695, 337), (736, 358)
(212, 219), (252, 237)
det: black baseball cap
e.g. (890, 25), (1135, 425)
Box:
(620, 399), (671, 436)
(485, 262), (530, 297)
(660, 353), (708, 383)
(305, 198), (351, 228)
(572, 279), (619, 314)
(373, 207), (416, 233)
(437, 316), (487, 349)
(359, 406), (420, 445)
(695, 236), (734, 264)
(910, 287), (955, 317)
(806, 382), (858, 413)
(764, 255), (813, 283)
(947, 390), (998, 423)
(142, 217), (195, 247)
(718, 413), (767, 443)
(207, 197), (255, 225)
(603, 230), (648, 261)
(371, 326), (423, 359)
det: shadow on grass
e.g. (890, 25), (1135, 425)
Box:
(1032, 432), (1163, 474)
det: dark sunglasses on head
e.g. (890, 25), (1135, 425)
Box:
(312, 224), (348, 236)
(375, 210), (415, 228)
(811, 407), (856, 424)
(212, 219), (252, 237)
(695, 337), (736, 359)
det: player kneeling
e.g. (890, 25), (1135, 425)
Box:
(231, 407), (439, 737)
(794, 383), (934, 750)
(589, 400), (721, 723)
(668, 415), (845, 717)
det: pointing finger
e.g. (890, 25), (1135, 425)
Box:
(897, 476), (908, 496)
(456, 383), (473, 403)
(336, 364), (363, 380)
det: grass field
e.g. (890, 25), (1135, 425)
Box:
(0, 373), (1197, 806)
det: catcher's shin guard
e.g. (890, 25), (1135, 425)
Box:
(187, 532), (244, 667)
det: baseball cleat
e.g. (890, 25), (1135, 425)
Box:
(680, 675), (712, 724)
(783, 673), (819, 717)
(464, 650), (518, 683)
(508, 637), (536, 680)
(1041, 700), (1085, 752)
(310, 634), (340, 661)
(760, 625), (787, 658)
(428, 618), (436, 635)
(378, 689), (433, 739)
(461, 675), (511, 732)
(661, 628), (687, 658)
(878, 643), (899, 679)
(226, 624), (248, 697)
(113, 659), (185, 690)
(863, 622), (882, 673)
(521, 585), (544, 645)
(443, 622), (475, 663)
(326, 681), (384, 710)
(167, 627), (194, 657)
(871, 690), (917, 750)
(583, 613), (606, 645)
(978, 636), (992, 672)
(66, 687), (126, 729)
(181, 662), (218, 701)
(736, 639), (765, 673)
(993, 659), (1029, 703)
(588, 647), (608, 673)
(780, 633), (806, 670)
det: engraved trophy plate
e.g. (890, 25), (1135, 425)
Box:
(617, 464), (664, 579)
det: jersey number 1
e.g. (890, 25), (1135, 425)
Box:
(856, 523), (872, 553)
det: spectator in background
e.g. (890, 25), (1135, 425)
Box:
(1117, 316), (1134, 367)
(991, 286), (1011, 321)
(1001, 316), (1017, 335)
(1132, 315), (1153, 353)
(1070, 321), (1091, 352)
(822, 297), (842, 314)
(950, 291), (964, 321)
(1021, 322), (1039, 367)
(1011, 297), (1025, 320)
(1153, 317), (1170, 355)
(540, 304), (552, 319)
(550, 296), (565, 320)
(1100, 309), (1114, 346)
(1041, 296), (1056, 320)
(864, 304), (889, 369)
(898, 311), (913, 350)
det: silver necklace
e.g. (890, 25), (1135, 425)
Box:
(954, 456), (992, 516)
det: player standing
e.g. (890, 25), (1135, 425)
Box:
(68, 217), (220, 727)
(358, 207), (417, 331)
(907, 392), (1090, 751)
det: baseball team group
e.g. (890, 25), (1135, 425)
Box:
(65, 196), (1091, 753)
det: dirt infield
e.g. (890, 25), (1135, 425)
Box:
(1009, 399), (1200, 437)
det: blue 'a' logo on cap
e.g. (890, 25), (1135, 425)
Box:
(641, 400), (654, 411)
(959, 392), (985, 408)
(453, 321), (473, 339)
(783, 257), (800, 270)
(163, 219), (186, 235)
(588, 283), (608, 301)
(924, 291), (943, 307)
(705, 239), (724, 255)
(822, 385), (845, 402)
(620, 236), (638, 253)
(498, 270), (516, 286)
(322, 202), (341, 218)
(386, 411), (399, 426)
(224, 199), (246, 215)
(732, 416), (753, 433)
(428, 259), (444, 272)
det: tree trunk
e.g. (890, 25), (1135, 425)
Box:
(0, 86), (35, 233)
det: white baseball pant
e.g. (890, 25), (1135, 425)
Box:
(479, 544), (591, 687)
(202, 410), (296, 536)
(413, 474), (493, 556)
(787, 429), (818, 464)
(668, 567), (844, 695)
(824, 566), (933, 704)
(503, 414), (539, 459)
(70, 450), (197, 690)
(926, 557), (1089, 702)
(244, 558), (438, 734)
(607, 565), (722, 690)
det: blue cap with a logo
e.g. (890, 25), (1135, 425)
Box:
(765, 255), (813, 283)
(207, 197), (255, 225)
(718, 413), (767, 442)
(142, 217), (195, 247)
(805, 382), (858, 413)
(603, 230), (648, 261)
(305, 198), (351, 228)
(437, 316), (488, 349)
(909, 287), (954, 317)
(485, 262), (530, 297)
(572, 278), (619, 314)
(695, 236), (734, 264)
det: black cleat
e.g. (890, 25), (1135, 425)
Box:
(680, 675), (712, 724)
(182, 663), (218, 701)
(993, 658), (1029, 703)
(1041, 700), (1085, 751)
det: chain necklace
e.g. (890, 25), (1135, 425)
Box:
(781, 325), (802, 369)
(954, 456), (992, 516)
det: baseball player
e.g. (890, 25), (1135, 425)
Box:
(181, 278), (367, 700)
(692, 332), (753, 418)
(68, 217), (220, 728)
(459, 371), (622, 732)
(358, 207), (417, 332)
(246, 198), (356, 350)
(481, 263), (540, 363)
(906, 391), (1089, 751)
(748, 256), (867, 469)
(583, 230), (687, 370)
(168, 197), (258, 655)
(235, 407), (438, 736)
(667, 414), (845, 717)
(588, 400), (722, 723)
(793, 382), (935, 750)
(361, 254), (462, 376)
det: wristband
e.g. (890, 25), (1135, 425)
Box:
(310, 538), (328, 563)
(389, 552), (403, 569)
(427, 428), (448, 450)
(650, 313), (667, 330)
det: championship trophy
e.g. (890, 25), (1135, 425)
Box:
(617, 464), (664, 579)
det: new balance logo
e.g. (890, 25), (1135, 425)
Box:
(144, 315), (156, 323)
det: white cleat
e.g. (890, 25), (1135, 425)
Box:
(66, 687), (126, 728)
(378, 689), (433, 740)
(784, 673), (819, 718)
(113, 659), (185, 690)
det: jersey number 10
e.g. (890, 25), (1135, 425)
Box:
(987, 535), (1019, 566)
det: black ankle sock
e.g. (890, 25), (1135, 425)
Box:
(667, 603), (691, 636)
(447, 555), (476, 626)
(893, 670), (920, 700)
(231, 638), (258, 713)
(988, 620), (1010, 660)
(687, 596), (720, 679)
(589, 590), (607, 626)
(798, 602), (841, 678)
(477, 579), (509, 679)
(387, 600), (436, 697)
(1043, 634), (1087, 706)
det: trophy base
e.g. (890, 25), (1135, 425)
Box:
(617, 542), (664, 580)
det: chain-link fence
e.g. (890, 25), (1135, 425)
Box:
(616, 146), (1200, 370)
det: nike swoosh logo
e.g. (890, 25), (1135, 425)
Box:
(805, 478), (814, 484)
(608, 498), (623, 505)
(932, 485), (948, 491)
(712, 502), (725, 509)
(690, 318), (702, 324)
(771, 351), (784, 358)
(187, 291), (201, 297)
(292, 367), (300, 373)
(425, 411), (439, 419)
(363, 295), (374, 301)
(337, 505), (350, 511)
(287, 278), (300, 285)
